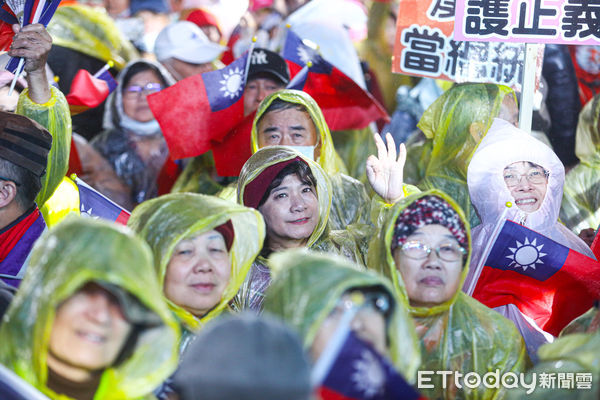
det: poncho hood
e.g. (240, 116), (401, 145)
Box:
(263, 249), (421, 382)
(128, 193), (265, 331)
(0, 216), (180, 400)
(237, 146), (331, 249)
(250, 89), (348, 175)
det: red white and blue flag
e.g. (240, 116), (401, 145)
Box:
(282, 29), (389, 131)
(66, 68), (117, 115)
(75, 177), (130, 225)
(148, 52), (249, 159)
(472, 220), (600, 336)
(317, 331), (426, 400)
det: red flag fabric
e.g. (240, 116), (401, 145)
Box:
(283, 29), (390, 131)
(148, 53), (248, 160)
(65, 69), (117, 115)
(211, 112), (254, 177)
(473, 219), (600, 336)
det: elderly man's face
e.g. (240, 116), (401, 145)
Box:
(503, 161), (548, 213)
(393, 224), (463, 308)
(243, 76), (284, 116)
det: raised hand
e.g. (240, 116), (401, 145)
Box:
(366, 132), (407, 204)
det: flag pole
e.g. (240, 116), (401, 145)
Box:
(464, 202), (513, 296)
(243, 36), (257, 84)
(93, 60), (114, 78)
(8, 58), (24, 96)
(285, 61), (311, 89)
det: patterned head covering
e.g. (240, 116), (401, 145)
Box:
(392, 195), (468, 251)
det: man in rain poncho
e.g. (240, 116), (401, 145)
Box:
(466, 118), (594, 357)
(0, 216), (180, 399)
(368, 189), (527, 399)
(263, 249), (421, 385)
(560, 93), (600, 236)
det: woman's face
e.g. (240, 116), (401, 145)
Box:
(258, 173), (319, 250)
(164, 230), (231, 317)
(393, 224), (464, 308)
(122, 69), (163, 123)
(503, 161), (548, 213)
(311, 292), (388, 361)
(47, 283), (132, 381)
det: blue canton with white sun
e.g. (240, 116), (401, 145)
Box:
(485, 220), (569, 281)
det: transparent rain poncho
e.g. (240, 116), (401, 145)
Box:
(17, 86), (72, 206)
(367, 189), (527, 399)
(47, 4), (138, 69)
(263, 249), (421, 383)
(0, 216), (180, 400)
(251, 89), (372, 229)
(407, 83), (515, 228)
(560, 94), (600, 234)
(234, 146), (377, 310)
(128, 193), (265, 332)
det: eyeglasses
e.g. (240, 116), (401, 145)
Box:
(503, 169), (548, 187)
(401, 240), (466, 262)
(123, 83), (162, 98)
(0, 175), (21, 186)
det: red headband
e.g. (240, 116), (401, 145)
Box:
(243, 157), (304, 209)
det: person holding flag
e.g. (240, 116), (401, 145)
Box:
(367, 190), (527, 399)
(263, 250), (423, 399)
(466, 118), (598, 357)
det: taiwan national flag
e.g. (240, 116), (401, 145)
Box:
(317, 331), (426, 400)
(65, 69), (118, 115)
(75, 177), (130, 225)
(148, 53), (248, 159)
(282, 29), (389, 131)
(472, 220), (600, 336)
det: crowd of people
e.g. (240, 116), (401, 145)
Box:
(1, 0), (600, 399)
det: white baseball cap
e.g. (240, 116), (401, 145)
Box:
(154, 21), (227, 64)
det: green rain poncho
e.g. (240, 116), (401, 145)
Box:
(47, 4), (138, 69)
(251, 89), (372, 230)
(263, 249), (421, 383)
(508, 332), (600, 399)
(407, 83), (515, 227)
(234, 146), (377, 310)
(17, 86), (72, 206)
(0, 217), (180, 400)
(560, 94), (600, 234)
(128, 193), (265, 333)
(367, 189), (527, 399)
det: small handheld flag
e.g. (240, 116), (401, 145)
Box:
(66, 62), (117, 115)
(73, 176), (130, 225)
(473, 219), (600, 336)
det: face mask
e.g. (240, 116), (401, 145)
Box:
(284, 145), (315, 161)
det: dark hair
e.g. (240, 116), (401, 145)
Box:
(256, 99), (312, 128)
(122, 62), (168, 91)
(257, 160), (317, 208)
(0, 157), (41, 209)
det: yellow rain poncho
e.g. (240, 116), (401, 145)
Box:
(560, 94), (600, 234)
(263, 249), (421, 383)
(47, 5), (138, 69)
(408, 83), (515, 227)
(0, 216), (180, 399)
(508, 332), (600, 399)
(235, 146), (378, 310)
(251, 89), (372, 229)
(367, 189), (527, 399)
(17, 86), (71, 206)
(128, 193), (265, 333)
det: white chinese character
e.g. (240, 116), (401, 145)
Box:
(557, 372), (574, 389)
(576, 373), (592, 390)
(538, 372), (556, 389)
